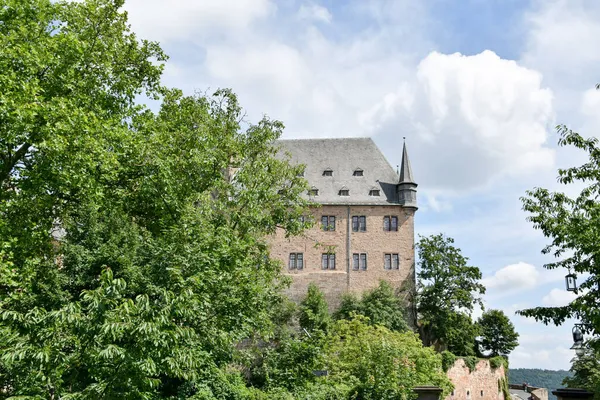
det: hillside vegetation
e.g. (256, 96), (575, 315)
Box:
(509, 369), (572, 400)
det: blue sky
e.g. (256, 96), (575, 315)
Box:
(122, 0), (600, 370)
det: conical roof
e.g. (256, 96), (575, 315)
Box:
(399, 141), (415, 184)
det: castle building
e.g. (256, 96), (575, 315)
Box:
(269, 137), (417, 310)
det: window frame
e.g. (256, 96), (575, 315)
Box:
(353, 169), (364, 177)
(322, 253), (336, 270)
(352, 216), (367, 232)
(352, 253), (368, 270)
(321, 215), (336, 231)
(289, 253), (304, 270)
(323, 169), (333, 177)
(369, 189), (380, 196)
(384, 253), (399, 270)
(383, 215), (398, 231)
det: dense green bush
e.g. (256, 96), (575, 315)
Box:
(489, 356), (508, 370)
(463, 356), (479, 373)
(333, 281), (409, 332)
(441, 351), (457, 372)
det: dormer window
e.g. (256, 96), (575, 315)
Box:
(369, 189), (380, 196)
(339, 186), (349, 196)
(308, 187), (319, 196)
(353, 169), (363, 177)
(323, 168), (333, 177)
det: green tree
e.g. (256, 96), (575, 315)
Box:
(325, 316), (453, 400)
(517, 120), (600, 340)
(416, 234), (485, 354)
(477, 309), (519, 356)
(0, 1), (311, 397)
(443, 312), (480, 357)
(562, 341), (600, 399)
(299, 283), (331, 333)
(333, 281), (409, 332)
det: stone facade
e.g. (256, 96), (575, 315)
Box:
(445, 359), (506, 400)
(269, 138), (417, 313)
(268, 204), (416, 309)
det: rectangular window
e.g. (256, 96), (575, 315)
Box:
(384, 253), (399, 270)
(321, 216), (335, 231)
(289, 253), (304, 270)
(360, 253), (367, 270)
(384, 216), (398, 231)
(352, 253), (367, 270)
(352, 216), (366, 232)
(322, 253), (336, 270)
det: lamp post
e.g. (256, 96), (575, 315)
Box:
(570, 324), (586, 357)
(565, 268), (578, 293)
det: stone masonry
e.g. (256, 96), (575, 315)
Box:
(445, 359), (506, 400)
(268, 138), (417, 310)
(269, 204), (415, 309)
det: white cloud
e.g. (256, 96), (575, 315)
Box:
(542, 288), (577, 307)
(482, 262), (540, 292)
(364, 50), (556, 192)
(522, 0), (600, 91)
(298, 3), (332, 23)
(122, 0), (275, 43)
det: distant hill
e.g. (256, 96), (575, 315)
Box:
(509, 369), (572, 400)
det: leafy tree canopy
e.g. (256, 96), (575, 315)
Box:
(562, 340), (600, 399)
(299, 283), (330, 333)
(324, 316), (453, 400)
(416, 234), (485, 353)
(0, 0), (311, 397)
(477, 309), (519, 357)
(333, 281), (409, 332)
(517, 122), (600, 338)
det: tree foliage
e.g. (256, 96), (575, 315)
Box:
(298, 284), (330, 333)
(416, 234), (485, 354)
(517, 122), (600, 337)
(477, 309), (519, 357)
(0, 1), (311, 397)
(333, 281), (409, 332)
(562, 341), (600, 399)
(324, 317), (453, 400)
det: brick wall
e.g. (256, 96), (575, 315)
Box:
(445, 359), (506, 400)
(268, 204), (415, 310)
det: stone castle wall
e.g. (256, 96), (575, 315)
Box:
(445, 359), (506, 400)
(268, 204), (415, 309)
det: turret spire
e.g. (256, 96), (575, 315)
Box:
(397, 138), (417, 208)
(399, 138), (415, 184)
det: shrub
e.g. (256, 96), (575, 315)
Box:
(441, 351), (457, 372)
(463, 356), (479, 373)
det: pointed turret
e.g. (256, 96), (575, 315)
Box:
(398, 139), (418, 208)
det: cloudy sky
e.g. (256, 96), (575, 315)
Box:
(121, 0), (599, 371)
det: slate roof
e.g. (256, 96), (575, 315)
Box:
(399, 142), (416, 184)
(276, 138), (403, 205)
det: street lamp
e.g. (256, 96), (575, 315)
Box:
(570, 325), (586, 357)
(565, 269), (578, 293)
